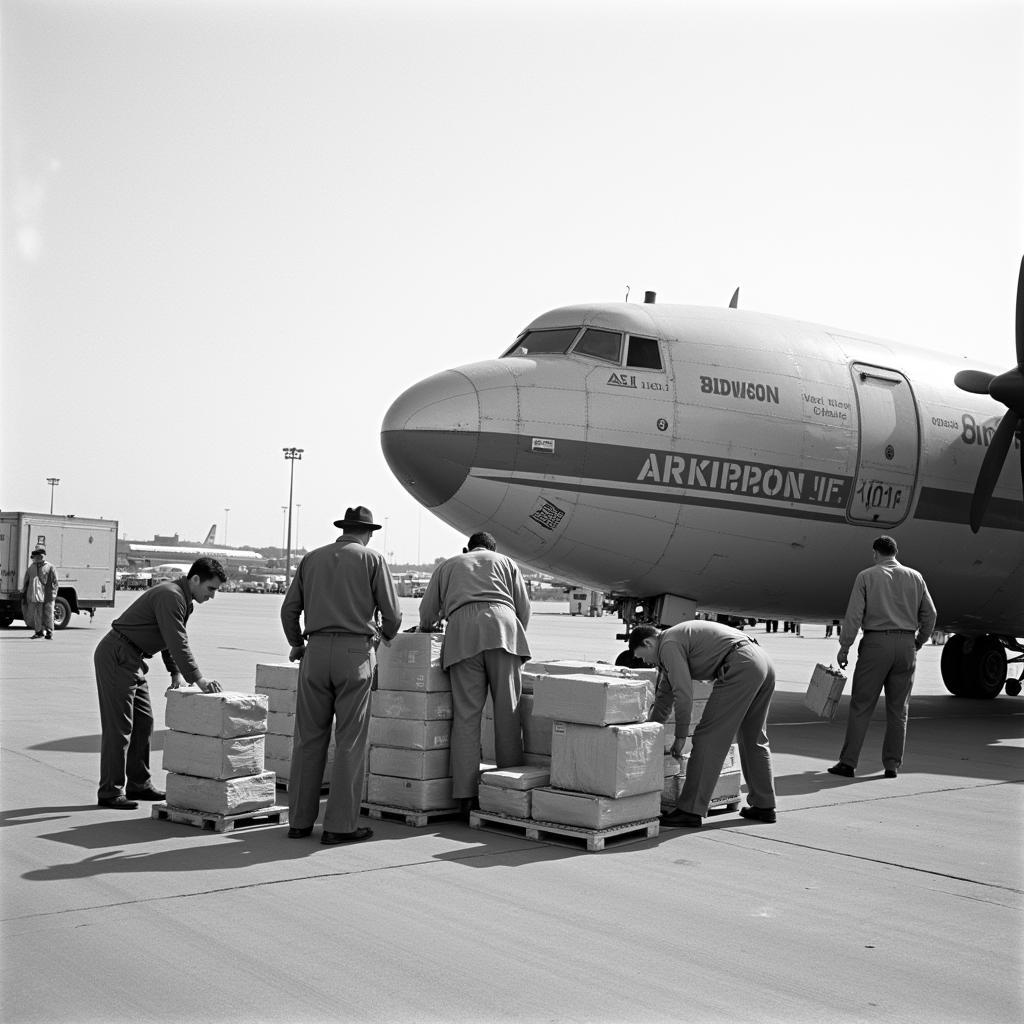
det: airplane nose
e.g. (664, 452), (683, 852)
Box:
(381, 369), (480, 508)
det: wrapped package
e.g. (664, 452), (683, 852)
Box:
(254, 663), (299, 690)
(550, 721), (664, 798)
(163, 732), (265, 780)
(165, 771), (276, 815)
(662, 768), (742, 807)
(369, 717), (451, 750)
(532, 674), (648, 726)
(369, 746), (450, 780)
(478, 783), (532, 818)
(520, 692), (553, 755)
(367, 773), (456, 810)
(531, 787), (661, 829)
(377, 633), (449, 692)
(164, 690), (268, 738)
(480, 765), (550, 790)
(371, 689), (453, 720)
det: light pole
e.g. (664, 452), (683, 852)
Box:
(224, 508), (230, 546)
(47, 478), (60, 514)
(295, 504), (302, 552)
(282, 447), (303, 587)
(281, 507), (287, 555)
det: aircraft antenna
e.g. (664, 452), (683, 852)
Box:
(729, 288), (740, 309)
(624, 285), (630, 302)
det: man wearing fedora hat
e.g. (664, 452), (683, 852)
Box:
(280, 505), (402, 845)
(23, 548), (58, 639)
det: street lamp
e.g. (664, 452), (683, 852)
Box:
(47, 478), (60, 514)
(224, 508), (230, 546)
(281, 506), (287, 554)
(282, 447), (303, 586)
(296, 504), (302, 551)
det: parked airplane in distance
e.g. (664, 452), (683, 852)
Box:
(382, 261), (1024, 700)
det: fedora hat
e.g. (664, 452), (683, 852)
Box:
(333, 506), (382, 531)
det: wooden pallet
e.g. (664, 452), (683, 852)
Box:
(469, 810), (659, 852)
(151, 802), (288, 833)
(360, 802), (461, 828)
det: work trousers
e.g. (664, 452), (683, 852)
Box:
(677, 643), (776, 815)
(838, 632), (916, 771)
(289, 634), (374, 834)
(448, 648), (524, 799)
(93, 632), (155, 800)
(26, 600), (54, 633)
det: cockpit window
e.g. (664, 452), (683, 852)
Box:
(573, 328), (622, 364)
(502, 327), (581, 357)
(626, 335), (662, 370)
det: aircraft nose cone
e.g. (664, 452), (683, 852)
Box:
(381, 370), (480, 508)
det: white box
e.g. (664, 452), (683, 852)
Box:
(164, 690), (268, 738)
(267, 710), (296, 736)
(478, 783), (532, 818)
(665, 742), (740, 778)
(532, 674), (648, 726)
(531, 787), (661, 829)
(254, 663), (299, 690)
(369, 717), (451, 750)
(371, 689), (453, 720)
(661, 698), (711, 751)
(523, 752), (551, 768)
(550, 721), (664, 798)
(163, 732), (265, 780)
(165, 771), (276, 815)
(662, 768), (742, 808)
(369, 746), (450, 780)
(377, 633), (450, 691)
(805, 663), (847, 720)
(367, 773), (457, 810)
(520, 693), (552, 755)
(256, 687), (298, 715)
(480, 766), (550, 790)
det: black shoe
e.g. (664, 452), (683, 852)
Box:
(125, 786), (165, 801)
(739, 806), (777, 823)
(827, 763), (855, 778)
(31, 632), (43, 639)
(321, 827), (373, 845)
(660, 809), (702, 828)
(287, 826), (314, 839)
(457, 797), (480, 821)
(883, 769), (898, 778)
(97, 796), (139, 810)
(44, 631), (53, 639)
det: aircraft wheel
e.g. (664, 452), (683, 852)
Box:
(1005, 679), (1022, 698)
(958, 635), (1007, 699)
(53, 597), (72, 630)
(940, 635), (970, 696)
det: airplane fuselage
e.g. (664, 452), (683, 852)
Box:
(382, 302), (1024, 637)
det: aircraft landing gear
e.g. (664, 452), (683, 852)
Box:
(940, 634), (1008, 699)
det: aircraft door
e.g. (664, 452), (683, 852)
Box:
(847, 363), (920, 527)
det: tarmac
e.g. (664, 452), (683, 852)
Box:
(1, 595), (1021, 1024)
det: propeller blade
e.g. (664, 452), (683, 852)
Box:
(1016, 254), (1023, 370)
(954, 369), (995, 395)
(969, 410), (1020, 532)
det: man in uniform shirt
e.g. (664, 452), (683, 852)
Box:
(829, 535), (937, 779)
(418, 531), (531, 815)
(629, 618), (777, 828)
(281, 506), (401, 845)
(93, 556), (225, 810)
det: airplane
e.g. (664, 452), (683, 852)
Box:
(203, 524), (217, 545)
(381, 261), (1024, 701)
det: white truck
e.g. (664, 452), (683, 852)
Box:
(0, 512), (118, 630)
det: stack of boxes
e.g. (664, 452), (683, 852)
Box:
(255, 663), (334, 789)
(366, 633), (457, 813)
(162, 689), (276, 817)
(521, 670), (664, 829)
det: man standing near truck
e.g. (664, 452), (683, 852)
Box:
(93, 557), (225, 810)
(23, 548), (58, 639)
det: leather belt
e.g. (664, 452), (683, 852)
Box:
(112, 630), (149, 658)
(864, 629), (915, 635)
(717, 637), (756, 674)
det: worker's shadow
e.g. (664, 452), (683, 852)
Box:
(774, 770), (880, 797)
(0, 805), (96, 829)
(27, 730), (168, 753)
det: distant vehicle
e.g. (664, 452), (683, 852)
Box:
(149, 563), (191, 586)
(240, 580), (267, 593)
(0, 512), (118, 629)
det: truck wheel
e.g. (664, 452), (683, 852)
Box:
(0, 613), (13, 628)
(53, 597), (72, 630)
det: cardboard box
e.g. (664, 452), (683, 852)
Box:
(165, 771), (276, 815)
(520, 693), (553, 755)
(264, 732), (334, 761)
(804, 663), (847, 720)
(267, 710), (296, 736)
(661, 698), (710, 751)
(532, 674), (648, 726)
(478, 783), (532, 818)
(370, 689), (453, 720)
(256, 687), (298, 715)
(163, 731), (265, 780)
(369, 746), (450, 780)
(480, 766), (550, 790)
(254, 663), (299, 690)
(164, 690), (268, 738)
(665, 742), (740, 778)
(369, 717), (451, 750)
(662, 768), (743, 808)
(377, 633), (450, 692)
(550, 721), (664, 798)
(531, 787), (661, 829)
(265, 753), (332, 786)
(367, 773), (456, 810)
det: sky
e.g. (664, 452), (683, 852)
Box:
(2, 0), (1021, 564)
